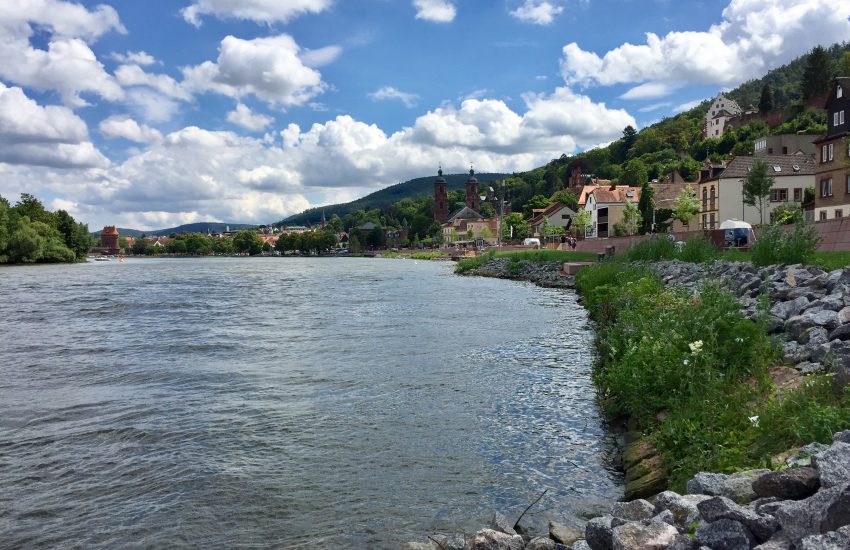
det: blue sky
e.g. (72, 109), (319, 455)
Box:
(1, 0), (848, 230)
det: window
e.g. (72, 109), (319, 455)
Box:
(836, 209), (844, 219)
(772, 165), (782, 173)
(835, 112), (840, 126)
(823, 145), (828, 163)
(794, 188), (802, 202)
(821, 178), (833, 197)
(829, 143), (834, 161)
(841, 110), (846, 125)
(821, 211), (828, 221)
(709, 213), (715, 229)
(839, 85), (844, 99)
(710, 186), (716, 211)
(770, 189), (788, 202)
(702, 187), (707, 210)
(848, 175), (850, 194)
(702, 214), (707, 229)
(561, 214), (570, 219)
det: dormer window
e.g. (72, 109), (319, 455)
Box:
(773, 165), (782, 173)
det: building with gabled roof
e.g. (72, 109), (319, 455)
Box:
(813, 77), (850, 222)
(705, 94), (742, 137)
(584, 185), (642, 238)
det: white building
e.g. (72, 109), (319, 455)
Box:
(704, 94), (742, 137)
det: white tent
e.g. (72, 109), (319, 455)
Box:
(719, 219), (752, 230)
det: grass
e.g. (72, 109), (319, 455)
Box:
(454, 250), (495, 274)
(575, 261), (850, 490)
(409, 251), (448, 260)
(495, 249), (598, 263)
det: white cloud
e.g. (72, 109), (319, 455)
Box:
(0, 0), (125, 41)
(181, 0), (332, 26)
(510, 1), (564, 25)
(99, 116), (163, 143)
(227, 103), (273, 132)
(561, 0), (850, 89)
(619, 82), (677, 100)
(115, 64), (192, 101)
(124, 88), (182, 123)
(412, 0), (456, 22)
(637, 102), (673, 113)
(182, 34), (326, 107)
(110, 50), (157, 66)
(301, 46), (343, 68)
(674, 99), (705, 113)
(0, 82), (108, 168)
(368, 86), (419, 108)
(0, 1), (125, 107)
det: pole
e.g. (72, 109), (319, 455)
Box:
(498, 179), (505, 248)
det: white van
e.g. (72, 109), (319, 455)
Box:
(522, 238), (541, 248)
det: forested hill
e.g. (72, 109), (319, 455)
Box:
(281, 172), (510, 226)
(92, 222), (256, 237)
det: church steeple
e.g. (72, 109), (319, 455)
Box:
(434, 165), (448, 222)
(465, 166), (479, 212)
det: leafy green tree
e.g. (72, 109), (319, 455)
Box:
(132, 238), (150, 255)
(619, 159), (648, 187)
(479, 202), (495, 218)
(637, 182), (654, 234)
(772, 203), (803, 225)
(349, 233), (362, 253)
(622, 200), (642, 236)
(366, 226), (385, 248)
(502, 213), (530, 240)
(742, 160), (775, 226)
(552, 190), (578, 211)
(8, 220), (43, 263)
(840, 52), (850, 77)
(672, 185), (700, 226)
(523, 194), (552, 218)
(12, 193), (54, 226)
(758, 83), (773, 113)
(801, 46), (834, 101)
(614, 125), (638, 163)
(233, 230), (263, 255)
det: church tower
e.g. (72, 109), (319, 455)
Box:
(434, 166), (448, 222)
(465, 168), (479, 212)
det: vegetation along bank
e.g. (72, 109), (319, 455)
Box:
(420, 243), (850, 549)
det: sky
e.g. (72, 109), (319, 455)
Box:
(1, 0), (849, 230)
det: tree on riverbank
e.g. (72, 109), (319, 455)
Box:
(0, 194), (92, 264)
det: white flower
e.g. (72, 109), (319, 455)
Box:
(689, 340), (704, 356)
(749, 415), (760, 427)
(735, 337), (744, 343)
(683, 358), (690, 366)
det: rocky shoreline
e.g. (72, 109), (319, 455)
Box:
(410, 258), (850, 549)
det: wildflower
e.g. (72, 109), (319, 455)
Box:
(683, 358), (690, 366)
(735, 337), (744, 343)
(749, 415), (759, 427)
(689, 340), (704, 356)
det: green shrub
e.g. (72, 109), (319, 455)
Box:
(678, 236), (720, 263)
(750, 222), (820, 266)
(626, 237), (677, 262)
(454, 250), (494, 274)
(409, 251), (447, 260)
(506, 255), (522, 274)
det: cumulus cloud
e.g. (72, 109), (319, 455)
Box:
(182, 34), (327, 107)
(0, 0), (125, 107)
(115, 64), (192, 101)
(227, 103), (273, 132)
(0, 82), (108, 168)
(412, 0), (456, 22)
(619, 82), (677, 100)
(110, 50), (157, 66)
(301, 46), (343, 68)
(510, 1), (564, 25)
(99, 115), (163, 143)
(124, 88), (182, 123)
(181, 0), (332, 26)
(561, 0), (850, 89)
(368, 86), (419, 108)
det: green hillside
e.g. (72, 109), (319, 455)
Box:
(281, 172), (510, 225)
(93, 222), (256, 237)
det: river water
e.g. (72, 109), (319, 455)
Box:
(0, 257), (622, 548)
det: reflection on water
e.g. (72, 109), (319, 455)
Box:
(0, 257), (621, 548)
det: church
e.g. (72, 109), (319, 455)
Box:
(434, 168), (501, 247)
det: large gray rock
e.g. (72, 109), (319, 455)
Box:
(813, 442), (850, 489)
(837, 306), (850, 325)
(470, 529), (525, 550)
(798, 525), (850, 550)
(653, 491), (710, 529)
(686, 470), (768, 504)
(753, 535), (795, 549)
(696, 496), (779, 542)
(827, 341), (850, 388)
(806, 309), (840, 331)
(771, 481), (850, 542)
(611, 520), (679, 550)
(784, 442), (831, 468)
(771, 296), (810, 321)
(526, 537), (557, 550)
(800, 326), (829, 346)
(585, 515), (614, 550)
(827, 323), (850, 341)
(428, 534), (466, 550)
(549, 521), (582, 545)
(490, 511), (518, 536)
(834, 430), (850, 444)
(666, 534), (700, 550)
(787, 315), (818, 342)
(572, 540), (592, 550)
(752, 467), (820, 499)
(808, 294), (845, 312)
(611, 500), (655, 522)
(695, 518), (756, 550)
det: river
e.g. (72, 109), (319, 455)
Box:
(0, 257), (622, 548)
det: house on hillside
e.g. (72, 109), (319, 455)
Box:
(697, 155), (815, 228)
(813, 78), (850, 221)
(584, 186), (641, 238)
(528, 202), (576, 239)
(704, 94), (742, 137)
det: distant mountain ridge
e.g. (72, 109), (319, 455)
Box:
(280, 172), (511, 226)
(92, 222), (256, 237)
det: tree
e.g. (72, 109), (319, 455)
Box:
(615, 125), (638, 163)
(801, 46), (834, 101)
(637, 181), (654, 234)
(523, 195), (552, 218)
(742, 160), (775, 226)
(672, 185), (700, 227)
(572, 208), (591, 237)
(840, 52), (850, 78)
(758, 83), (774, 113)
(619, 159), (648, 187)
(502, 213), (529, 240)
(552, 190), (578, 211)
(621, 200), (642, 236)
(233, 230), (262, 255)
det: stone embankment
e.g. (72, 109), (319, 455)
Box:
(431, 259), (850, 549)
